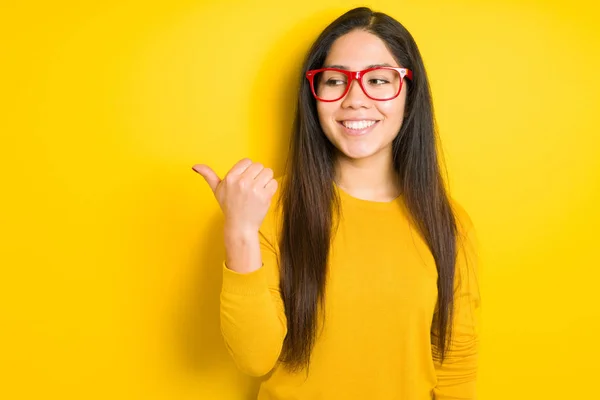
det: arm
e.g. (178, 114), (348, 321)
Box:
(219, 209), (288, 377)
(432, 216), (482, 399)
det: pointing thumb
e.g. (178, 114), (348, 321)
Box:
(192, 164), (221, 193)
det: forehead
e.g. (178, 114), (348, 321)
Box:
(324, 30), (398, 70)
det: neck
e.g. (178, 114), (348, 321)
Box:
(334, 149), (401, 202)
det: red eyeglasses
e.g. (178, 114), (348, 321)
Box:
(306, 67), (413, 102)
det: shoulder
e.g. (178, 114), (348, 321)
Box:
(448, 197), (481, 284)
(448, 197), (479, 268)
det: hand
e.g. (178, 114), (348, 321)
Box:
(192, 158), (278, 233)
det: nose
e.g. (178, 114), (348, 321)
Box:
(341, 79), (370, 109)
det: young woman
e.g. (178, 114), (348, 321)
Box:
(193, 7), (481, 400)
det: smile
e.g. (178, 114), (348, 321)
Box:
(341, 120), (378, 130)
(337, 120), (380, 136)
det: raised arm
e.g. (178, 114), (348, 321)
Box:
(193, 159), (287, 377)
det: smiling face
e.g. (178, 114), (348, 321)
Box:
(316, 29), (408, 163)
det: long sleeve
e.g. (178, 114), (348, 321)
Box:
(432, 213), (482, 399)
(219, 205), (288, 377)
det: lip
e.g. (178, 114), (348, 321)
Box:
(337, 120), (380, 136)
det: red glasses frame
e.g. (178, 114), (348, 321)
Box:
(305, 66), (413, 102)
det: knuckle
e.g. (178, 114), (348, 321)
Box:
(225, 174), (235, 185)
(237, 178), (249, 189)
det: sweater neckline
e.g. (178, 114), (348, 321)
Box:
(333, 181), (403, 211)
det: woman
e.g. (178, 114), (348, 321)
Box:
(193, 7), (481, 400)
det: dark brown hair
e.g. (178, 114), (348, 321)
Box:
(278, 7), (459, 372)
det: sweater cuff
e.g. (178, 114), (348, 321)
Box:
(221, 261), (269, 295)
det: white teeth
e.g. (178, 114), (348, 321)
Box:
(342, 120), (376, 130)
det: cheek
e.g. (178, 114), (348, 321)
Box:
(317, 103), (337, 126)
(377, 98), (406, 122)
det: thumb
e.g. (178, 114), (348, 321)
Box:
(192, 164), (221, 193)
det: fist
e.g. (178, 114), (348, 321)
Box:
(192, 158), (278, 233)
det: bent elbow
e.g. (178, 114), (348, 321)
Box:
(232, 347), (282, 377)
(239, 361), (276, 377)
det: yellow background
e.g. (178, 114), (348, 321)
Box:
(1, 0), (598, 398)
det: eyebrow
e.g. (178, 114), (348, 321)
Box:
(323, 63), (395, 69)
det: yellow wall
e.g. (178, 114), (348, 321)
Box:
(2, 0), (598, 398)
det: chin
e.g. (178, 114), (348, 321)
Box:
(337, 147), (379, 161)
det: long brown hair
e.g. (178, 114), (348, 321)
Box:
(278, 7), (459, 372)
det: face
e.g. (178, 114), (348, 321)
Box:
(316, 30), (408, 162)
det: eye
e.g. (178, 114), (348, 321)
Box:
(368, 78), (390, 85)
(325, 78), (347, 86)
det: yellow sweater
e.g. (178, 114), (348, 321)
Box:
(220, 182), (481, 399)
